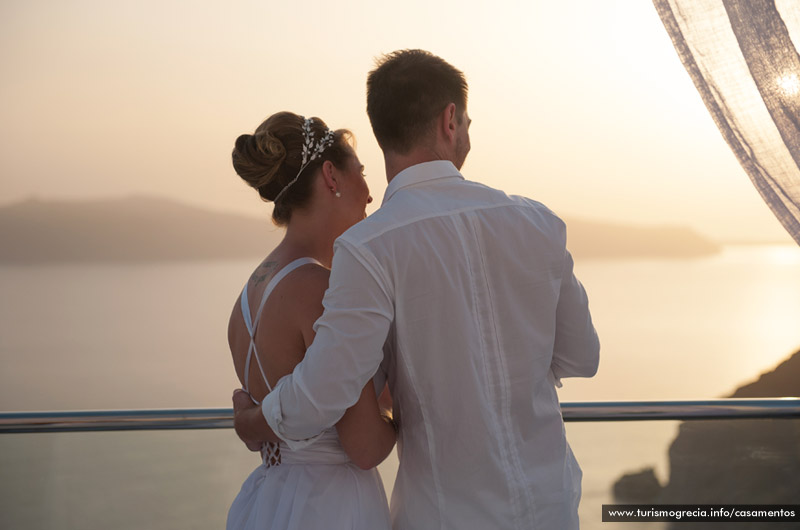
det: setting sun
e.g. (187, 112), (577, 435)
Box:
(777, 73), (800, 96)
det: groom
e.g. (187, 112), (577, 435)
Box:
(234, 49), (599, 529)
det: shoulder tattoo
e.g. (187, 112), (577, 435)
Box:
(251, 260), (278, 286)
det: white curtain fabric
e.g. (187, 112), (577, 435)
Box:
(653, 0), (800, 245)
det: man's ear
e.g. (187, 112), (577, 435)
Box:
(321, 160), (338, 193)
(438, 102), (458, 144)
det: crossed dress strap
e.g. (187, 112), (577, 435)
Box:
(239, 257), (322, 468)
(240, 257), (322, 402)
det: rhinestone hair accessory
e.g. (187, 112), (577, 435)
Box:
(273, 117), (335, 203)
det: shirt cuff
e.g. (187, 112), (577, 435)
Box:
(260, 377), (322, 451)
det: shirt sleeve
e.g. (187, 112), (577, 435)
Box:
(260, 239), (394, 450)
(550, 249), (600, 386)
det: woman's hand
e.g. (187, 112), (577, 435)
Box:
(377, 382), (393, 415)
(233, 389), (269, 452)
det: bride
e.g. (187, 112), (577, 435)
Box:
(226, 111), (396, 530)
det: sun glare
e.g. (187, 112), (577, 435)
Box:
(777, 73), (800, 96)
(762, 243), (800, 265)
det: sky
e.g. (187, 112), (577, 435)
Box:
(0, 0), (794, 243)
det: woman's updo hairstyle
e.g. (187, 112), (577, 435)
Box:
(232, 111), (353, 226)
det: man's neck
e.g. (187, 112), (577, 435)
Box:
(383, 147), (452, 184)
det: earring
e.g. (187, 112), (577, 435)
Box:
(335, 191), (342, 198)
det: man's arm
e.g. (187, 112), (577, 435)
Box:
(252, 240), (394, 449)
(550, 249), (600, 385)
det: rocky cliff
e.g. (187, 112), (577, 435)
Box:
(613, 349), (800, 529)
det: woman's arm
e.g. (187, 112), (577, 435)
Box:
(335, 380), (397, 469)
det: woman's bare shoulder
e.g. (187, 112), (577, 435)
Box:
(271, 262), (330, 348)
(270, 262), (330, 311)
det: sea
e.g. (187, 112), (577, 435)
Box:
(1, 244), (799, 529)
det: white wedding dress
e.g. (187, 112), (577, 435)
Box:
(226, 257), (391, 530)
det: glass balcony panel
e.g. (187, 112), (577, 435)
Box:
(1, 417), (797, 530)
(567, 418), (800, 530)
(0, 430), (255, 530)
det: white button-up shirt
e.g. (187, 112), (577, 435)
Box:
(262, 160), (599, 530)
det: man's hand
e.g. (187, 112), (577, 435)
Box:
(232, 389), (265, 452)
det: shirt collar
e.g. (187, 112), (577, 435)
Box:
(382, 160), (464, 205)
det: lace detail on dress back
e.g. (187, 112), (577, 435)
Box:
(239, 257), (322, 468)
(262, 443), (282, 467)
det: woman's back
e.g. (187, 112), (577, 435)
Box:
(226, 255), (391, 530)
(229, 256), (324, 403)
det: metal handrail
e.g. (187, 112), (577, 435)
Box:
(562, 398), (800, 421)
(1, 398), (798, 434)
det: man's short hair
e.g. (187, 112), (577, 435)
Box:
(367, 49), (468, 154)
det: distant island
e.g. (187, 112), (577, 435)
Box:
(0, 195), (284, 264)
(0, 195), (720, 263)
(563, 217), (720, 260)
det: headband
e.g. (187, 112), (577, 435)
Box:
(273, 117), (335, 203)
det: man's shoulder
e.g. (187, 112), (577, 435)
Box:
(337, 205), (397, 247)
(338, 177), (566, 246)
(467, 179), (566, 229)
(511, 194), (565, 229)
